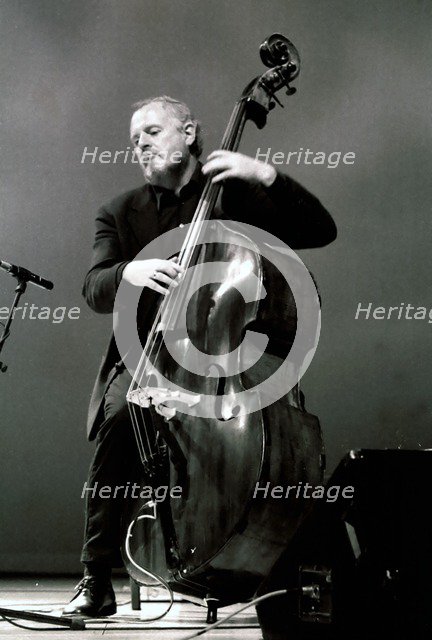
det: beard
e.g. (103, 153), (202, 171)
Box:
(140, 148), (187, 184)
(141, 154), (166, 181)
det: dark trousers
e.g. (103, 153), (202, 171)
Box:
(80, 367), (304, 638)
(80, 365), (142, 567)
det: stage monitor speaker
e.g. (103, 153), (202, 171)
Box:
(256, 449), (432, 640)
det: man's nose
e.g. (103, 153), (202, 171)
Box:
(137, 132), (152, 150)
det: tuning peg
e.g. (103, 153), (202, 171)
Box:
(286, 86), (297, 96)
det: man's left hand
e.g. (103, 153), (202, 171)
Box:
(202, 150), (277, 187)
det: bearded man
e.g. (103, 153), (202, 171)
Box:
(64, 95), (336, 618)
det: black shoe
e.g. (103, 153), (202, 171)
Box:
(63, 576), (117, 617)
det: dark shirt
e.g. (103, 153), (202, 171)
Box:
(82, 162), (336, 314)
(82, 162), (336, 438)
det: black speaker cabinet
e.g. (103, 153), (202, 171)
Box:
(256, 449), (432, 640)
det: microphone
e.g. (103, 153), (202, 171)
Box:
(0, 260), (54, 291)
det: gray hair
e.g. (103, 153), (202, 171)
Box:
(132, 95), (203, 157)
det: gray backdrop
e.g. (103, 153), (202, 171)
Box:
(0, 0), (431, 573)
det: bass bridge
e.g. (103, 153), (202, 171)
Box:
(127, 386), (201, 420)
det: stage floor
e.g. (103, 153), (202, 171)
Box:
(0, 576), (261, 640)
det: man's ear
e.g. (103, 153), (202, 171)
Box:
(183, 121), (196, 148)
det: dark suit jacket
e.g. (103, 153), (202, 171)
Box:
(82, 165), (336, 440)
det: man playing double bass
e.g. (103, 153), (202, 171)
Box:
(64, 96), (336, 628)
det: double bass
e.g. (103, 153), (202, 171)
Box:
(118, 34), (324, 613)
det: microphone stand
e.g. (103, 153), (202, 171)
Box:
(0, 607), (85, 630)
(0, 276), (28, 372)
(0, 259), (54, 372)
(0, 273), (85, 629)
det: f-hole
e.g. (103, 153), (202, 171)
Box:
(206, 363), (238, 421)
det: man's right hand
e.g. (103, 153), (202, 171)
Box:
(122, 257), (184, 295)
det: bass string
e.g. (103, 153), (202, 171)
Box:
(142, 101), (248, 381)
(132, 110), (238, 398)
(128, 100), (248, 463)
(128, 384), (154, 466)
(133, 100), (247, 415)
(136, 100), (247, 387)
